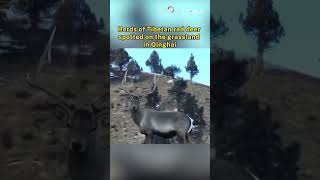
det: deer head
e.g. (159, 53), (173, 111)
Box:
(26, 78), (107, 153)
(119, 70), (163, 111)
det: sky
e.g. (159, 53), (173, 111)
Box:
(125, 48), (210, 86)
(212, 0), (320, 78)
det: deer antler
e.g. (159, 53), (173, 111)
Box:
(119, 70), (163, 97)
(121, 69), (128, 86)
(119, 69), (137, 97)
(148, 71), (163, 94)
(26, 78), (72, 121)
(36, 26), (56, 79)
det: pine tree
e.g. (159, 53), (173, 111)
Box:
(145, 50), (164, 73)
(168, 78), (188, 104)
(185, 53), (199, 83)
(211, 15), (229, 40)
(110, 48), (131, 71)
(239, 0), (285, 75)
(145, 85), (161, 109)
(97, 17), (105, 32)
(168, 78), (205, 142)
(127, 59), (142, 76)
(163, 65), (181, 79)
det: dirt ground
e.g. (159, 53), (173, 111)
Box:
(110, 73), (210, 144)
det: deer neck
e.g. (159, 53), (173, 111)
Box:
(131, 108), (143, 126)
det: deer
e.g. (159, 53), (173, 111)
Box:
(119, 70), (195, 144)
(25, 26), (108, 180)
(26, 78), (108, 180)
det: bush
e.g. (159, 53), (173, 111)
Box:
(145, 85), (161, 109)
(168, 78), (187, 104)
(163, 65), (181, 79)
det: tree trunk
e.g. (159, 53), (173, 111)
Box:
(255, 35), (265, 76)
(256, 47), (264, 76)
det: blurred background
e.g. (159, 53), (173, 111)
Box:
(111, 145), (210, 180)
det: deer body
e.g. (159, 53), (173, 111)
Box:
(134, 110), (191, 133)
(129, 97), (193, 143)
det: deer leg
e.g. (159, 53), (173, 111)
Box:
(177, 132), (187, 144)
(144, 134), (152, 144)
(150, 134), (154, 143)
(185, 134), (189, 144)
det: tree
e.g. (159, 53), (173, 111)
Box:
(180, 93), (205, 142)
(211, 15), (229, 40)
(185, 53), (199, 83)
(127, 59), (142, 76)
(145, 85), (161, 109)
(180, 93), (205, 125)
(110, 48), (131, 71)
(168, 78), (188, 104)
(0, 0), (60, 58)
(168, 78), (205, 143)
(53, 0), (104, 66)
(97, 17), (105, 32)
(145, 50), (164, 73)
(163, 65), (181, 79)
(73, 0), (98, 33)
(239, 0), (285, 75)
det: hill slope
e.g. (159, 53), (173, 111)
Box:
(242, 69), (320, 180)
